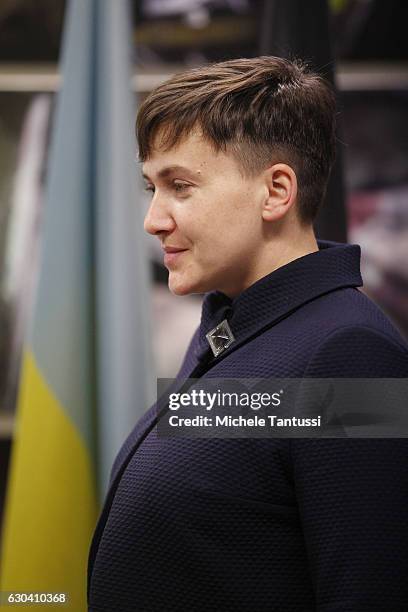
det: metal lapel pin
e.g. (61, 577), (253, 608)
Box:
(206, 319), (235, 357)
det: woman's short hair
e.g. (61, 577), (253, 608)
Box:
(136, 56), (337, 224)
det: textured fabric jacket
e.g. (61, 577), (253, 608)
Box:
(88, 240), (408, 611)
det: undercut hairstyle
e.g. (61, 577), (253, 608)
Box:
(136, 56), (337, 224)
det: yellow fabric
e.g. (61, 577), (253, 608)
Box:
(0, 351), (98, 611)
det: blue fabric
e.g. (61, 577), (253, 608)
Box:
(88, 240), (408, 611)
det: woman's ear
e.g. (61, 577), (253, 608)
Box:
(262, 163), (298, 222)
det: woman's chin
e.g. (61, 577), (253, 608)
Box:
(168, 272), (204, 296)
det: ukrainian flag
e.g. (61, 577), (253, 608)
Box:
(0, 1), (154, 610)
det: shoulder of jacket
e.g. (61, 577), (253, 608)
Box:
(303, 323), (408, 378)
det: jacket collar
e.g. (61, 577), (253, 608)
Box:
(195, 240), (363, 362)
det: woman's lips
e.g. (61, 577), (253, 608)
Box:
(163, 249), (188, 266)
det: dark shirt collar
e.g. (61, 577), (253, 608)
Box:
(195, 240), (362, 362)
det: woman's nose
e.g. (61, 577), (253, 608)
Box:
(143, 193), (176, 236)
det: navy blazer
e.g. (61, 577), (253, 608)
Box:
(88, 241), (408, 611)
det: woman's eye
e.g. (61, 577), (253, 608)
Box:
(144, 185), (155, 194)
(174, 182), (190, 193)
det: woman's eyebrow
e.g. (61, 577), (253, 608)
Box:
(142, 165), (201, 181)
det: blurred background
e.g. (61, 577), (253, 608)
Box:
(0, 0), (407, 599)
